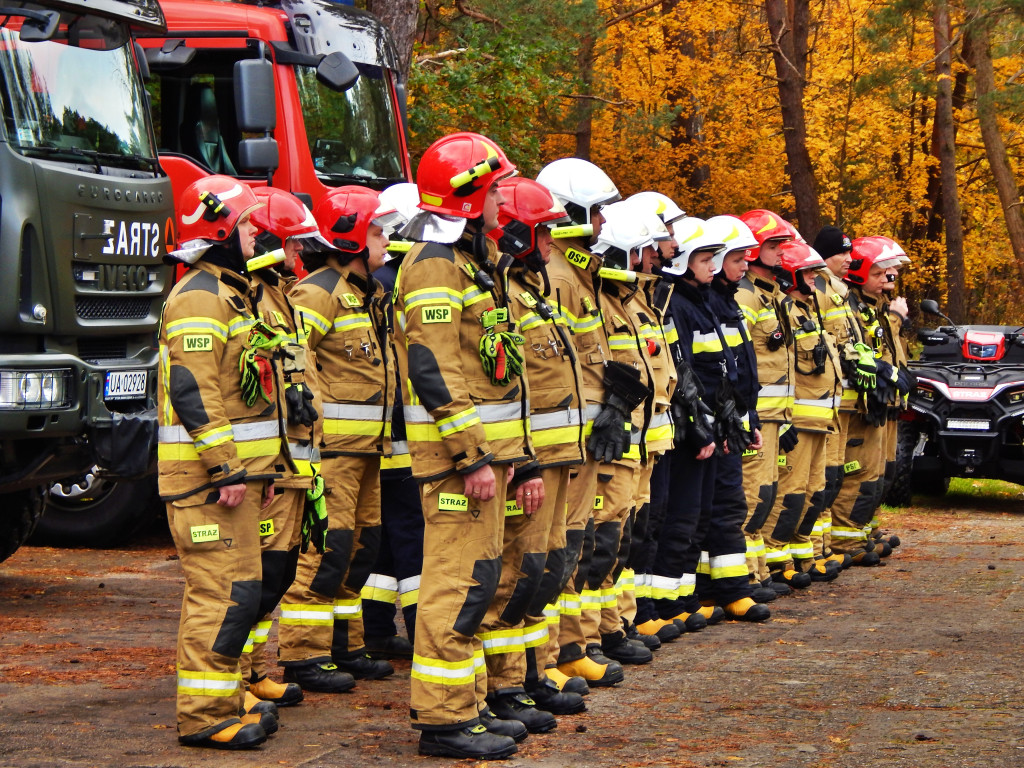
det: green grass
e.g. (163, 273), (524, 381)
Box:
(946, 478), (1024, 498)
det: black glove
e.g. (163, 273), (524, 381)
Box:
(587, 403), (630, 463)
(778, 423), (799, 453)
(672, 362), (714, 448)
(895, 367), (912, 397)
(285, 382), (318, 427)
(715, 396), (753, 455)
(864, 380), (893, 427)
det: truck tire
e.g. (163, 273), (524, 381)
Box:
(0, 488), (45, 563)
(885, 421), (918, 507)
(31, 474), (158, 548)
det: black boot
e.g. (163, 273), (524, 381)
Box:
(283, 662), (356, 693)
(333, 652), (394, 680)
(485, 691), (557, 733)
(525, 678), (586, 715)
(479, 705), (529, 742)
(418, 725), (517, 759)
(364, 634), (414, 660)
(601, 632), (652, 665)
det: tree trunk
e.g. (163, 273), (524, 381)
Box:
(965, 19), (1024, 286)
(367, 0), (420, 83)
(662, 0), (710, 192)
(574, 32), (596, 160)
(764, 0), (821, 238)
(933, 0), (966, 320)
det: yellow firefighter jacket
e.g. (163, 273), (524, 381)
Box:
(736, 272), (794, 424)
(784, 290), (841, 433)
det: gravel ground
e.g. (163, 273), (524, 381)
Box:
(2, 489), (1024, 768)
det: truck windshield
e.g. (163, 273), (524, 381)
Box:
(296, 62), (404, 188)
(0, 13), (157, 171)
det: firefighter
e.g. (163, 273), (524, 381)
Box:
(392, 132), (532, 760)
(763, 240), (843, 583)
(277, 187), (397, 692)
(735, 210), (805, 597)
(159, 175), (285, 750)
(362, 182), (423, 660)
(829, 237), (908, 563)
(809, 226), (863, 571)
(535, 158), (627, 689)
(474, 176), (588, 728)
(238, 187), (333, 710)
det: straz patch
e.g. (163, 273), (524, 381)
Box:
(190, 524), (220, 543)
(183, 334), (213, 352)
(564, 247), (591, 269)
(505, 500), (523, 516)
(593, 495), (604, 510)
(259, 519), (275, 537)
(421, 305), (452, 324)
(844, 460), (862, 474)
(438, 493), (469, 512)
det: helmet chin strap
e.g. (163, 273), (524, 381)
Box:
(524, 250), (551, 296)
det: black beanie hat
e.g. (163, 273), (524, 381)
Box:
(813, 225), (852, 259)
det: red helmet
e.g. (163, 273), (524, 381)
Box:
(416, 132), (516, 219)
(775, 240), (825, 294)
(176, 175), (262, 246)
(250, 187), (321, 241)
(492, 177), (570, 258)
(846, 236), (905, 286)
(313, 186), (396, 254)
(738, 209), (799, 262)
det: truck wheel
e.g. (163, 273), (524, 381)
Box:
(31, 472), (158, 548)
(0, 488), (45, 563)
(885, 421), (917, 507)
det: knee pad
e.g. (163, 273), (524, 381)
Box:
(850, 479), (878, 526)
(212, 580), (263, 657)
(310, 528), (355, 596)
(453, 556), (502, 636)
(345, 524), (382, 591)
(586, 520), (622, 590)
(573, 519), (596, 592)
(499, 551), (548, 625)
(529, 546), (568, 616)
(258, 549), (293, 616)
(771, 492), (806, 542)
(744, 483), (776, 533)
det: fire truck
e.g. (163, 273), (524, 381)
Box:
(0, 0), (174, 561)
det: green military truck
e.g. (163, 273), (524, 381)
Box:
(0, 0), (174, 561)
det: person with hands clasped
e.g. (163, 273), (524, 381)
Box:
(158, 175), (288, 750)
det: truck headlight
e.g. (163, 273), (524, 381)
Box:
(0, 369), (73, 409)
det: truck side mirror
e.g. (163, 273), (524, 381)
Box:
(238, 138), (279, 174)
(234, 59), (277, 132)
(316, 51), (359, 92)
(18, 9), (59, 42)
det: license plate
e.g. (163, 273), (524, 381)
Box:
(104, 370), (147, 400)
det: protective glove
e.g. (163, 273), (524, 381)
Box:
(479, 330), (526, 386)
(895, 367), (912, 397)
(672, 362), (714, 448)
(715, 396), (753, 455)
(239, 349), (274, 407)
(845, 342), (877, 392)
(285, 382), (318, 427)
(778, 423), (799, 453)
(587, 361), (650, 462)
(301, 472), (329, 554)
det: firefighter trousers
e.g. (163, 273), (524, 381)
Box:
(613, 462), (652, 631)
(240, 486), (304, 686)
(770, 431), (827, 571)
(874, 417), (899, 533)
(696, 449), (754, 606)
(478, 465), (569, 693)
(830, 415), (885, 554)
(633, 453), (670, 626)
(814, 411), (851, 557)
(362, 466), (424, 645)
(168, 482), (266, 739)
(742, 422), (781, 583)
(410, 466), (509, 731)
(552, 458), (598, 665)
(652, 449), (713, 619)
(278, 454), (382, 667)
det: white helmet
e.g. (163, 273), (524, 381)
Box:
(628, 191), (686, 226)
(705, 215), (758, 271)
(379, 182), (421, 234)
(662, 217), (726, 276)
(591, 200), (655, 270)
(536, 158), (621, 235)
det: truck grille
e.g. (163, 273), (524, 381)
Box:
(75, 296), (152, 321)
(78, 337), (128, 362)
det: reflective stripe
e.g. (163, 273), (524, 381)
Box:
(334, 598), (362, 619)
(404, 286), (463, 313)
(559, 592), (581, 616)
(789, 541), (814, 558)
(158, 420), (281, 462)
(478, 628), (525, 655)
(759, 384), (795, 398)
(765, 545), (790, 564)
(523, 620), (549, 649)
(177, 668), (241, 697)
(297, 305), (331, 335)
(708, 552), (749, 579)
(405, 402), (525, 442)
(381, 438), (411, 469)
(692, 330), (724, 354)
(543, 604), (560, 625)
(165, 317), (229, 342)
(399, 575), (420, 608)
(279, 603), (333, 626)
(530, 408), (583, 431)
(333, 313), (371, 333)
(253, 619), (272, 644)
(830, 526), (866, 540)
(697, 550), (711, 576)
(678, 572), (695, 597)
(242, 630), (254, 655)
(649, 574), (681, 600)
(746, 537), (766, 556)
(411, 650), (483, 686)
(362, 573), (399, 603)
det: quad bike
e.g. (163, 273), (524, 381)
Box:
(886, 299), (1024, 505)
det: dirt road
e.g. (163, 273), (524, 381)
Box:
(2, 487), (1024, 768)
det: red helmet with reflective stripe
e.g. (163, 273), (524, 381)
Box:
(314, 186), (395, 254)
(492, 177), (570, 258)
(416, 132), (516, 219)
(846, 236), (905, 285)
(249, 187), (320, 241)
(738, 209), (799, 262)
(176, 175), (262, 245)
(776, 240), (826, 294)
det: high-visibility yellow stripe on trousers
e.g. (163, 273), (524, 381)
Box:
(177, 668), (241, 697)
(411, 650), (484, 686)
